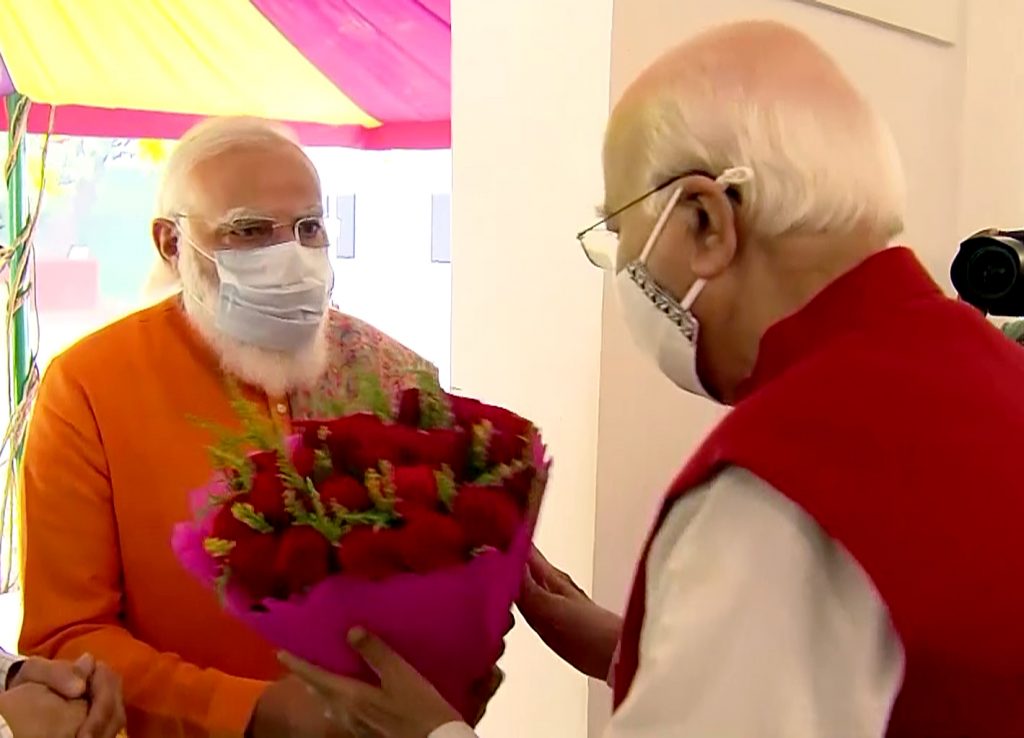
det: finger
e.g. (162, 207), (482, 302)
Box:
(471, 700), (488, 727)
(78, 664), (123, 738)
(526, 546), (549, 577)
(485, 667), (504, 698)
(516, 571), (566, 628)
(518, 562), (550, 602)
(73, 653), (96, 680)
(19, 657), (87, 699)
(347, 628), (418, 687)
(525, 549), (564, 592)
(520, 558), (540, 592)
(279, 652), (389, 734)
(278, 651), (381, 707)
(529, 545), (559, 573)
(278, 652), (350, 695)
(469, 668), (504, 727)
(528, 550), (585, 597)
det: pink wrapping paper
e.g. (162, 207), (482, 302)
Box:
(171, 435), (549, 717)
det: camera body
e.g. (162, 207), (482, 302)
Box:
(951, 229), (1024, 316)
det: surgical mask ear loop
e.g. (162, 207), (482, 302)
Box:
(637, 165), (754, 282)
(173, 219), (217, 264)
(716, 166), (754, 188)
(675, 167), (753, 308)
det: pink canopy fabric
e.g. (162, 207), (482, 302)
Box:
(0, 0), (450, 148)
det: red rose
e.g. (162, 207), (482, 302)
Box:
(393, 510), (469, 573)
(316, 414), (400, 475)
(294, 414), (385, 454)
(318, 475), (373, 512)
(487, 430), (527, 467)
(448, 395), (531, 437)
(397, 388), (421, 426)
(325, 413), (390, 441)
(345, 439), (402, 476)
(210, 499), (258, 543)
(503, 466), (536, 507)
(293, 420), (329, 449)
(292, 445), (317, 479)
(227, 533), (281, 600)
(392, 465), (440, 508)
(249, 450), (279, 474)
(395, 427), (470, 473)
(393, 499), (421, 520)
(273, 526), (332, 595)
(248, 470), (289, 526)
(336, 527), (405, 580)
(453, 485), (522, 551)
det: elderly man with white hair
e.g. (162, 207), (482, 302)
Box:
(283, 19), (1024, 738)
(17, 117), (501, 738)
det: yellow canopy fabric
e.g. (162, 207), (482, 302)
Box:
(0, 0), (379, 127)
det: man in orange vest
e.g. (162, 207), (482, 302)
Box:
(282, 19), (1024, 738)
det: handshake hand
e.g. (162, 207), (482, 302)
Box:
(0, 653), (125, 738)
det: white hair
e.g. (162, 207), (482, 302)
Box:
(155, 116), (302, 219)
(626, 76), (906, 241)
(141, 257), (181, 302)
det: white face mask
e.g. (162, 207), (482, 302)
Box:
(189, 238), (334, 352)
(613, 167), (752, 398)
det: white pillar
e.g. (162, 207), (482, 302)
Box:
(451, 1), (614, 736)
(956, 0), (1024, 235)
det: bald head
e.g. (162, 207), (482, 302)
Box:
(624, 21), (861, 108)
(604, 20), (904, 243)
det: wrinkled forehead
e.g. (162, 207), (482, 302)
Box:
(186, 142), (322, 221)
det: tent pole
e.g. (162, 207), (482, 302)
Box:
(4, 94), (29, 427)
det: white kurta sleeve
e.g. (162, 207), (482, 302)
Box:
(0, 652), (22, 693)
(605, 466), (905, 738)
(0, 651), (23, 738)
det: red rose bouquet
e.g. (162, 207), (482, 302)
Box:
(171, 374), (549, 718)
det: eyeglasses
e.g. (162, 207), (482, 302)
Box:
(576, 175), (687, 270)
(176, 213), (328, 249)
(576, 169), (739, 270)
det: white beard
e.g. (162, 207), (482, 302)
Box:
(175, 243), (330, 397)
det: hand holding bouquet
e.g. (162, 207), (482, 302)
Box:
(172, 374), (549, 718)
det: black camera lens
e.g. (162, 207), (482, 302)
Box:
(967, 243), (1018, 299)
(951, 232), (1024, 316)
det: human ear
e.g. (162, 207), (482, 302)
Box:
(152, 218), (179, 263)
(682, 181), (738, 279)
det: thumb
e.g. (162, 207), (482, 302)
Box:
(348, 628), (414, 687)
(73, 653), (96, 679)
(32, 657), (88, 699)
